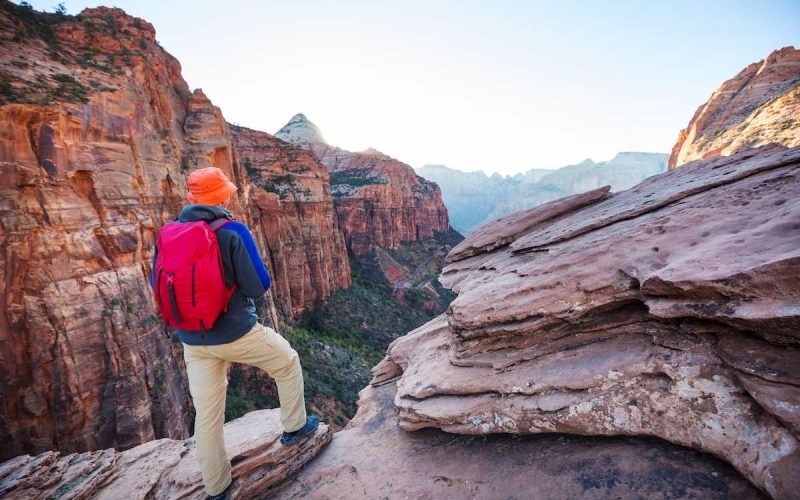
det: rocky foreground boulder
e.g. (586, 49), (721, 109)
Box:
(367, 144), (799, 498)
(0, 409), (331, 499)
(275, 383), (761, 499)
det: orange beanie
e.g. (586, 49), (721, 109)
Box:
(186, 167), (238, 205)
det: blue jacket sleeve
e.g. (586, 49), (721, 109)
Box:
(228, 223), (272, 298)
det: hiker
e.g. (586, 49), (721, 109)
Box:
(150, 166), (319, 500)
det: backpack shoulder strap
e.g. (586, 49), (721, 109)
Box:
(208, 218), (233, 232)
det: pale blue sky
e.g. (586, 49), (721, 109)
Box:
(18, 0), (800, 174)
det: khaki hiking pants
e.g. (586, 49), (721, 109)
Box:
(183, 322), (307, 496)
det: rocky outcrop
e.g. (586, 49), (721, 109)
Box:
(0, 408), (331, 499)
(276, 114), (451, 256)
(275, 383), (762, 498)
(669, 46), (800, 169)
(370, 145), (800, 498)
(231, 125), (351, 318)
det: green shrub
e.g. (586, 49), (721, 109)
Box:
(50, 73), (88, 103)
(329, 168), (389, 198)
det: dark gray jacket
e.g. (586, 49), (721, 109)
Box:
(150, 205), (271, 345)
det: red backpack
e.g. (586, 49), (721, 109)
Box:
(154, 218), (237, 331)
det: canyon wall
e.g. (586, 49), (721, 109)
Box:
(0, 3), (347, 459)
(669, 46), (800, 169)
(230, 124), (351, 318)
(276, 114), (451, 256)
(0, 3), (203, 460)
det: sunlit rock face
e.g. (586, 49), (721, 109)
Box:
(230, 124), (351, 318)
(276, 114), (452, 256)
(0, 408), (332, 499)
(0, 4), (208, 460)
(372, 145), (800, 498)
(274, 112), (328, 158)
(669, 46), (800, 169)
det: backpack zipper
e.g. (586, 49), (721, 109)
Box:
(156, 267), (164, 307)
(166, 273), (183, 324)
(191, 264), (196, 307)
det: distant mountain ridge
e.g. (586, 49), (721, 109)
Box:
(417, 152), (668, 234)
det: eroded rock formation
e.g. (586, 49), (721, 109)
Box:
(231, 125), (351, 318)
(0, 408), (331, 499)
(371, 145), (800, 498)
(669, 46), (800, 169)
(276, 114), (451, 256)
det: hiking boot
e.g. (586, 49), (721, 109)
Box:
(207, 483), (231, 500)
(280, 414), (320, 446)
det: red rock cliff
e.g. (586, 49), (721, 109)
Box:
(276, 114), (451, 256)
(231, 124), (351, 318)
(0, 3), (303, 459)
(0, 4), (203, 460)
(669, 46), (800, 169)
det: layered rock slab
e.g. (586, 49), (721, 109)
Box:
(373, 145), (800, 498)
(446, 186), (611, 261)
(275, 383), (762, 499)
(0, 408), (331, 499)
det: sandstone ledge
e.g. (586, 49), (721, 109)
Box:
(275, 383), (762, 498)
(0, 409), (331, 499)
